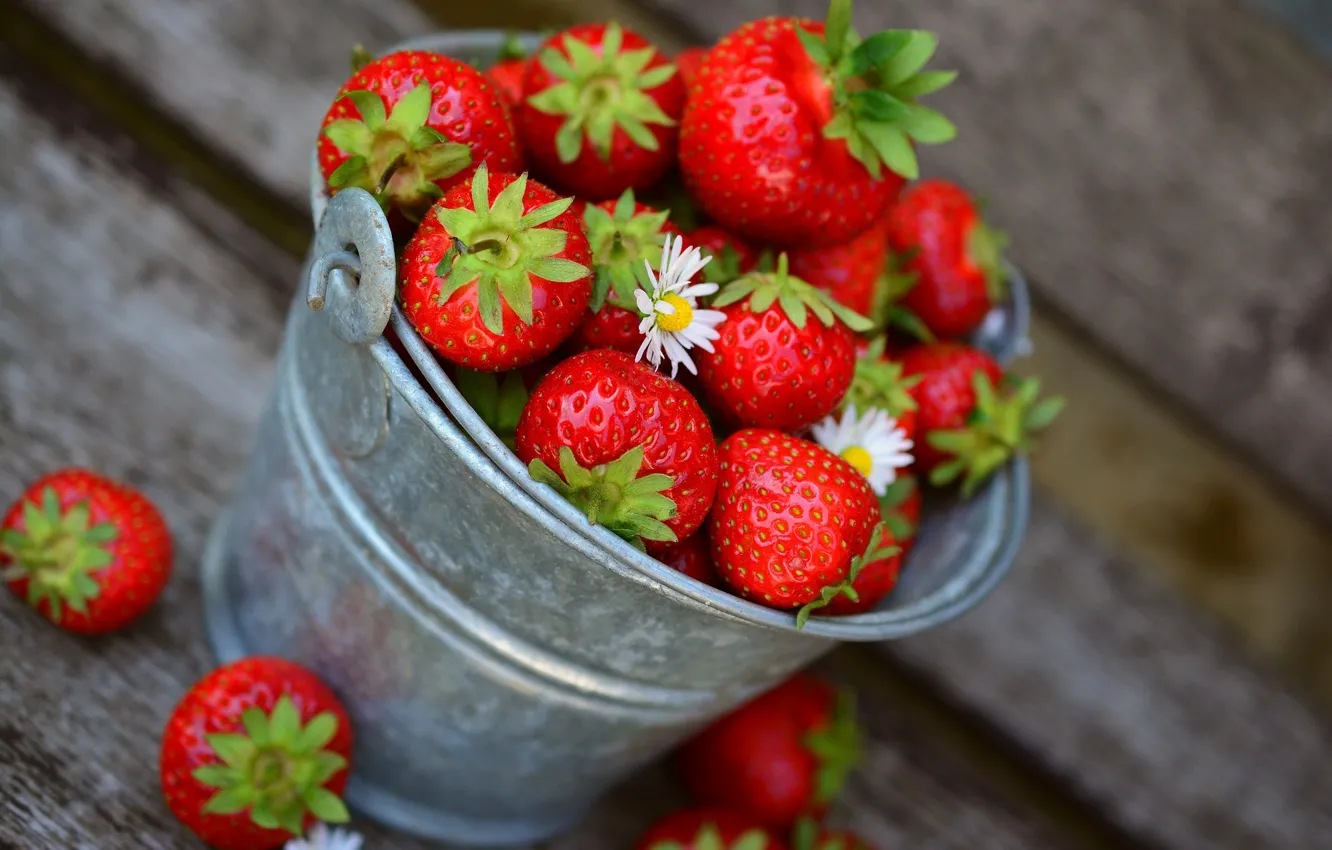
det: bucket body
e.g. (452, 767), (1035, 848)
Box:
(200, 29), (1031, 848)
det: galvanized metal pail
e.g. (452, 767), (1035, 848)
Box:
(200, 29), (1032, 848)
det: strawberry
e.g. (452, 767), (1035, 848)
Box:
(486, 34), (530, 106)
(676, 673), (861, 830)
(515, 349), (720, 549)
(843, 336), (921, 443)
(900, 342), (1064, 494)
(1, 469), (171, 635)
(816, 521), (901, 616)
(679, 0), (956, 248)
(637, 808), (786, 850)
(521, 22), (685, 200)
(791, 819), (877, 850)
(686, 226), (758, 286)
(675, 46), (708, 90)
(708, 430), (897, 622)
(568, 190), (681, 356)
(878, 473), (921, 545)
(318, 50), (523, 223)
(886, 179), (1009, 339)
(786, 222), (889, 317)
(655, 530), (720, 586)
(699, 255), (870, 432)
(159, 657), (353, 850)
(400, 164), (592, 371)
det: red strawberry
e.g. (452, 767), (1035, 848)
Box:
(687, 226), (758, 286)
(791, 819), (877, 850)
(676, 46), (708, 90)
(708, 430), (897, 621)
(1, 469), (171, 635)
(786, 222), (889, 317)
(699, 255), (869, 432)
(159, 657), (353, 850)
(676, 673), (861, 830)
(521, 23), (685, 200)
(818, 520), (901, 616)
(486, 34), (530, 106)
(637, 808), (787, 850)
(318, 50), (523, 223)
(655, 530), (720, 586)
(400, 164), (592, 371)
(843, 336), (921, 443)
(568, 191), (681, 356)
(900, 342), (1063, 493)
(678, 0), (956, 248)
(515, 349), (720, 549)
(886, 179), (1009, 339)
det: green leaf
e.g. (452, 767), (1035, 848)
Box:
(520, 196), (574, 228)
(848, 30), (913, 77)
(321, 119), (372, 154)
(859, 123), (919, 179)
(470, 162), (491, 211)
(304, 787), (351, 823)
(1024, 396), (1066, 431)
(276, 805), (305, 837)
(795, 26), (831, 68)
(618, 114), (660, 151)
(326, 156), (368, 190)
(900, 105), (957, 144)
(343, 90), (386, 130)
(477, 278), (505, 335)
(490, 172), (528, 224)
(190, 765), (236, 788)
(850, 90), (910, 122)
(271, 695), (302, 744)
(239, 706), (270, 747)
(496, 372), (529, 430)
(498, 274), (535, 326)
(823, 0), (853, 64)
(522, 228), (569, 259)
(777, 290), (808, 328)
(894, 69), (958, 98)
(202, 785), (254, 815)
(249, 803), (280, 830)
(929, 457), (967, 487)
(639, 64), (677, 89)
(312, 751), (349, 785)
(205, 733), (256, 768)
(603, 444), (646, 484)
(528, 458), (568, 491)
(537, 46), (577, 81)
(564, 33), (601, 70)
(555, 118), (585, 163)
(295, 712), (338, 754)
(601, 21), (624, 59)
(927, 430), (978, 453)
(528, 257), (590, 283)
(882, 30), (939, 85)
(85, 522), (119, 543)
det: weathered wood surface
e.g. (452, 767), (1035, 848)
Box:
(0, 70), (1072, 850)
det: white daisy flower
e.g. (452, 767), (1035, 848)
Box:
(811, 405), (915, 496)
(285, 823), (364, 850)
(633, 234), (728, 379)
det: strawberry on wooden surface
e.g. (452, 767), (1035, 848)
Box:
(636, 808), (787, 850)
(318, 50), (522, 223)
(1, 469), (171, 635)
(886, 179), (1010, 339)
(900, 342), (1064, 494)
(676, 673), (861, 830)
(159, 658), (353, 850)
(400, 164), (592, 371)
(521, 22), (685, 200)
(679, 0), (957, 248)
(516, 349), (720, 549)
(698, 255), (870, 432)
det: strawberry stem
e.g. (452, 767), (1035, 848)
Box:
(0, 487), (118, 621)
(527, 444), (678, 550)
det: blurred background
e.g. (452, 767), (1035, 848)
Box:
(2, 0), (1331, 847)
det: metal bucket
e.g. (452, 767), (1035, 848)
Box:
(200, 29), (1031, 848)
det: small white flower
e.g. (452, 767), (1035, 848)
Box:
(811, 405), (914, 496)
(633, 235), (728, 379)
(285, 823), (364, 850)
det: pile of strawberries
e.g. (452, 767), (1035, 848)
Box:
(319, 0), (1062, 622)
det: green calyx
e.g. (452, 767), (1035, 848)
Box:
(349, 44), (375, 73)
(194, 694), (350, 836)
(714, 253), (873, 332)
(868, 251), (935, 343)
(845, 335), (921, 417)
(791, 820), (854, 850)
(967, 216), (1011, 304)
(323, 83), (472, 221)
(796, 523), (899, 628)
(650, 824), (773, 850)
(434, 163), (590, 335)
(805, 689), (863, 804)
(699, 243), (746, 287)
(456, 369), (529, 449)
(497, 32), (528, 62)
(584, 189), (672, 311)
(0, 487), (118, 621)
(528, 444), (678, 550)
(927, 372), (1065, 496)
(797, 0), (958, 180)
(527, 22), (678, 163)
(878, 475), (918, 540)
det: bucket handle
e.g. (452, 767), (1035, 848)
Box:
(306, 188), (397, 346)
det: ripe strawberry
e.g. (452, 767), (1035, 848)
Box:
(900, 343), (1064, 494)
(521, 22), (685, 200)
(1, 469), (171, 635)
(487, 34), (530, 106)
(699, 255), (870, 432)
(318, 50), (523, 223)
(568, 190), (680, 355)
(686, 226), (758, 286)
(843, 336), (920, 443)
(676, 46), (708, 90)
(515, 350), (720, 549)
(159, 657), (353, 850)
(886, 179), (1009, 339)
(400, 164), (592, 371)
(637, 808), (787, 850)
(817, 521), (901, 616)
(679, 0), (956, 248)
(791, 819), (877, 850)
(708, 430), (897, 621)
(655, 530), (720, 586)
(676, 673), (861, 830)
(786, 222), (889, 317)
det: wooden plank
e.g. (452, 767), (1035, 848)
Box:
(0, 62), (1072, 850)
(631, 0), (1332, 523)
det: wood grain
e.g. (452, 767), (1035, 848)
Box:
(0, 70), (1069, 850)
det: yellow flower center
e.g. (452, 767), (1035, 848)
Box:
(840, 446), (874, 478)
(656, 293), (694, 333)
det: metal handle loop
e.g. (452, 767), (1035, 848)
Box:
(307, 188), (397, 346)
